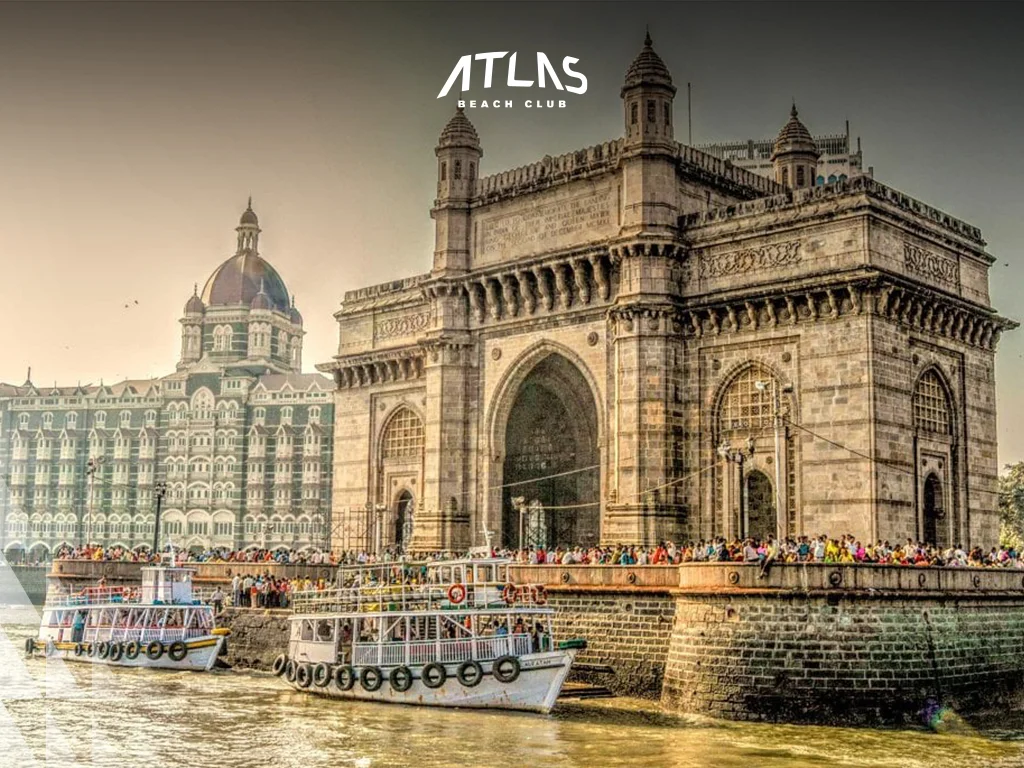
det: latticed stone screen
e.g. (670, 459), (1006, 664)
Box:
(718, 368), (773, 435)
(913, 371), (950, 435)
(381, 408), (424, 460)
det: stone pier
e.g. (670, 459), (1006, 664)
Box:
(509, 563), (1024, 724)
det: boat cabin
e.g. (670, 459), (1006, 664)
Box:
(141, 565), (198, 605)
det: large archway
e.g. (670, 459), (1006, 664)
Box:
(500, 353), (600, 549)
(394, 490), (415, 551)
(923, 473), (946, 547)
(745, 470), (776, 541)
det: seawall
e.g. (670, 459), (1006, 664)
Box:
(216, 607), (291, 671)
(509, 563), (1024, 724)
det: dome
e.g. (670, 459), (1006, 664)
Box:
(184, 286), (205, 315)
(437, 106), (480, 150)
(622, 32), (675, 93)
(201, 252), (290, 313)
(289, 299), (303, 325)
(250, 284), (273, 311)
(239, 197), (259, 226)
(772, 105), (818, 159)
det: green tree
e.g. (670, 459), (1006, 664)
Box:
(999, 462), (1024, 549)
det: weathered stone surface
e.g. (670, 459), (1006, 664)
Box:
(217, 607), (291, 671)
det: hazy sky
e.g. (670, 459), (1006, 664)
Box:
(1, 2), (1023, 463)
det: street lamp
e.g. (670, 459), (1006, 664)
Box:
(86, 456), (104, 549)
(512, 495), (527, 550)
(152, 480), (167, 555)
(718, 438), (755, 538)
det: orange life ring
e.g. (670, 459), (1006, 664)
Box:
(447, 583), (467, 604)
(501, 584), (518, 605)
(532, 585), (547, 606)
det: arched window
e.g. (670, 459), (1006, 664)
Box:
(381, 408), (424, 460)
(454, 159), (462, 180)
(440, 161), (447, 181)
(717, 367), (774, 438)
(913, 370), (951, 435)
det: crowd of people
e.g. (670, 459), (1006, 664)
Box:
(47, 536), (1024, 572)
(228, 572), (332, 610)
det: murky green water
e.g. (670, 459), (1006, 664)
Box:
(2, 606), (1023, 767)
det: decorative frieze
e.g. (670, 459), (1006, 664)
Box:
(373, 311), (430, 342)
(903, 242), (960, 291)
(697, 241), (802, 281)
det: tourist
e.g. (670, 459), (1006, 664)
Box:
(210, 586), (225, 615)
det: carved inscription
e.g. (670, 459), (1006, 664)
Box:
(904, 242), (960, 289)
(374, 311), (430, 342)
(698, 241), (802, 280)
(478, 187), (614, 260)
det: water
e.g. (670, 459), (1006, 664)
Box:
(2, 612), (1023, 768)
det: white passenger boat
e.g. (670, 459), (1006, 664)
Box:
(26, 556), (229, 671)
(276, 558), (585, 713)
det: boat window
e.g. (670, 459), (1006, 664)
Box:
(301, 619), (314, 641)
(315, 620), (334, 642)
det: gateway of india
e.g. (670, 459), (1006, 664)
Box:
(322, 35), (1014, 553)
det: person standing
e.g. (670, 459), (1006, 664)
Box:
(210, 586), (225, 615)
(231, 574), (241, 607)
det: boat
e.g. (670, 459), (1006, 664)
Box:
(275, 557), (586, 713)
(26, 554), (230, 671)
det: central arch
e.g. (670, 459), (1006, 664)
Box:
(497, 352), (600, 549)
(745, 470), (775, 541)
(394, 489), (414, 551)
(923, 473), (946, 547)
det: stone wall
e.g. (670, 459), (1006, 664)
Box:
(217, 607), (291, 671)
(7, 565), (48, 605)
(512, 564), (1024, 723)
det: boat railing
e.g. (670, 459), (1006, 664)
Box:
(46, 587), (139, 607)
(78, 625), (209, 644)
(351, 633), (534, 667)
(291, 580), (548, 614)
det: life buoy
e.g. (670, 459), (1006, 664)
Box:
(456, 660), (483, 687)
(108, 642), (124, 662)
(335, 665), (356, 691)
(168, 641), (188, 662)
(447, 584), (467, 605)
(360, 666), (383, 692)
(501, 584), (518, 605)
(492, 655), (520, 684)
(272, 654), (288, 676)
(389, 665), (413, 692)
(296, 663), (312, 688)
(312, 662), (332, 688)
(146, 641), (164, 661)
(74, 643), (85, 657)
(285, 659), (297, 682)
(421, 662), (447, 689)
(532, 585), (547, 606)
(24, 637), (35, 655)
(125, 641), (141, 660)
(98, 641), (110, 659)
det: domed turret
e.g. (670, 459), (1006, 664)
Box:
(437, 106), (480, 151)
(771, 104), (819, 190)
(249, 280), (273, 311)
(622, 31), (675, 94)
(289, 296), (303, 325)
(239, 197), (259, 226)
(621, 31), (676, 149)
(184, 284), (205, 315)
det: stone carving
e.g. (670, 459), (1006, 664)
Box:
(903, 243), (960, 289)
(375, 311), (430, 342)
(698, 241), (801, 280)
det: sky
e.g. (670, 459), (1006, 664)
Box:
(1, 1), (1023, 462)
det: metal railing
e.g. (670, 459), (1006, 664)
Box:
(291, 581), (547, 615)
(351, 634), (533, 667)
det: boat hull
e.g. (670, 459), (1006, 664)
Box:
(282, 649), (578, 714)
(29, 636), (226, 672)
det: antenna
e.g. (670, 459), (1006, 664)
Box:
(687, 82), (692, 145)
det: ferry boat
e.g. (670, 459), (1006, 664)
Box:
(275, 557), (585, 713)
(26, 556), (229, 671)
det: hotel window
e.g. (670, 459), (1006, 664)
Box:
(214, 521), (233, 537)
(42, 412), (53, 429)
(67, 412), (77, 429)
(94, 412), (106, 427)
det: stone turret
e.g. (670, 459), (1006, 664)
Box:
(431, 107), (481, 275)
(621, 31), (676, 151)
(771, 104), (819, 190)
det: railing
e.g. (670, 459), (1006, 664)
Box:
(291, 580), (546, 615)
(351, 634), (533, 667)
(47, 587), (138, 607)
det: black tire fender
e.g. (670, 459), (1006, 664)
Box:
(98, 641), (110, 659)
(493, 655), (521, 684)
(296, 663), (313, 689)
(125, 641), (141, 660)
(457, 660), (483, 687)
(335, 665), (356, 691)
(312, 662), (332, 688)
(360, 666), (383, 692)
(421, 662), (447, 689)
(389, 665), (413, 692)
(108, 642), (124, 662)
(285, 659), (297, 682)
(272, 654), (288, 677)
(74, 643), (85, 657)
(145, 641), (164, 660)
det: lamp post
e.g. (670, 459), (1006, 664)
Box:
(85, 456), (104, 548)
(717, 438), (755, 538)
(152, 480), (167, 555)
(512, 495), (527, 550)
(373, 503), (387, 555)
